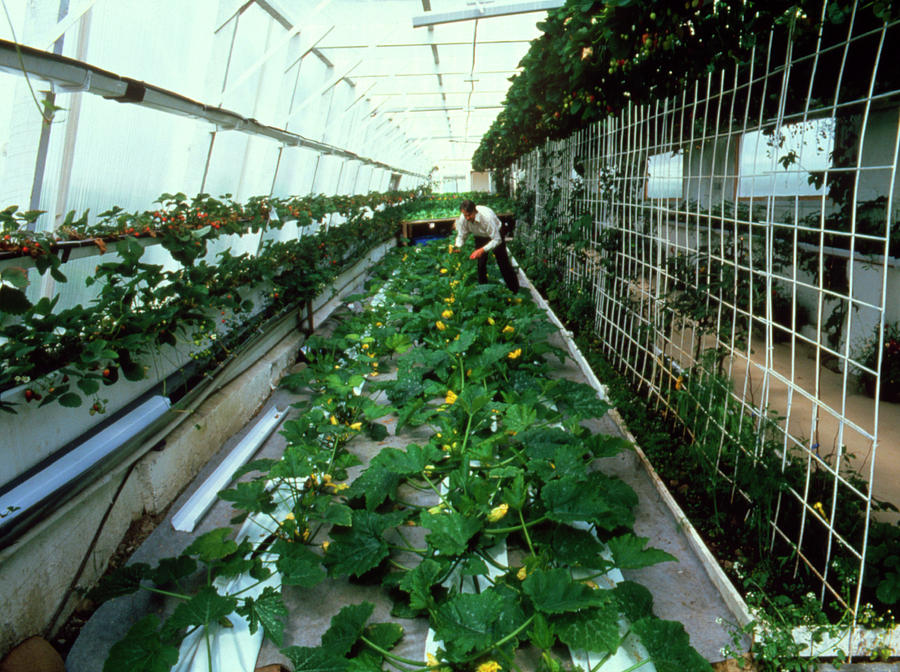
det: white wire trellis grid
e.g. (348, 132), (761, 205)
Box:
(513, 1), (899, 642)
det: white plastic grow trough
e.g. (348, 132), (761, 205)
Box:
(171, 481), (294, 672)
(171, 405), (286, 533)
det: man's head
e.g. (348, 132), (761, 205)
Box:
(460, 199), (477, 222)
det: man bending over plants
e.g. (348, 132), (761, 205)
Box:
(452, 199), (520, 293)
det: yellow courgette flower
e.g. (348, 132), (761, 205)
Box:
(814, 501), (827, 519)
(444, 297), (454, 304)
(435, 320), (446, 331)
(508, 348), (522, 360)
(476, 661), (502, 672)
(675, 375), (684, 391)
(487, 317), (495, 325)
(442, 309), (453, 319)
(349, 421), (362, 430)
(516, 566), (528, 581)
(440, 268), (448, 274)
(323, 474), (349, 492)
(445, 390), (458, 405)
(487, 503), (509, 522)
(502, 325), (514, 334)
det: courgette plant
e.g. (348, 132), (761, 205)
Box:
(92, 240), (711, 672)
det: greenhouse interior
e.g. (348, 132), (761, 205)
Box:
(1, 1), (899, 671)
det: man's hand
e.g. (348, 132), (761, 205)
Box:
(469, 247), (486, 260)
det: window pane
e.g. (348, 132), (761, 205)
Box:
(738, 118), (835, 198)
(646, 150), (683, 199)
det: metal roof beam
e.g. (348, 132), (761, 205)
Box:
(283, 25), (334, 72)
(253, 0), (294, 30)
(37, 0), (103, 49)
(316, 38), (532, 49)
(412, 0), (563, 28)
(351, 68), (519, 78)
(382, 106), (503, 113)
(368, 89), (507, 96)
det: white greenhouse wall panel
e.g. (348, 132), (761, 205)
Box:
(43, 97), (206, 222)
(235, 137), (281, 202)
(312, 154), (343, 195)
(0, 75), (42, 209)
(82, 2), (218, 102)
(289, 57), (332, 139)
(219, 3), (279, 118)
(203, 131), (253, 197)
(271, 146), (319, 197)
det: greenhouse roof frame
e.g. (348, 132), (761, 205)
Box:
(302, 0), (560, 179)
(0, 0), (559, 200)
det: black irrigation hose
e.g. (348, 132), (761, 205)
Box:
(43, 453), (143, 639)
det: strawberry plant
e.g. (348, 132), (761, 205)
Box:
(403, 193), (515, 221)
(0, 189), (429, 413)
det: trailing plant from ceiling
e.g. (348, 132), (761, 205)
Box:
(473, 0), (898, 171)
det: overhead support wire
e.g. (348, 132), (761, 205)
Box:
(0, 39), (425, 178)
(464, 19), (478, 143)
(411, 0), (564, 27)
(315, 38), (532, 49)
(350, 68), (519, 78)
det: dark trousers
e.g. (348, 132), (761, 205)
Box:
(473, 236), (520, 293)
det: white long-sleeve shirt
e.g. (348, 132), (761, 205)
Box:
(454, 205), (502, 252)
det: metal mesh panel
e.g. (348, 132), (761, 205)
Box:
(514, 5), (899, 623)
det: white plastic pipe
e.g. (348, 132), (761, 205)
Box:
(171, 405), (285, 533)
(0, 396), (170, 531)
